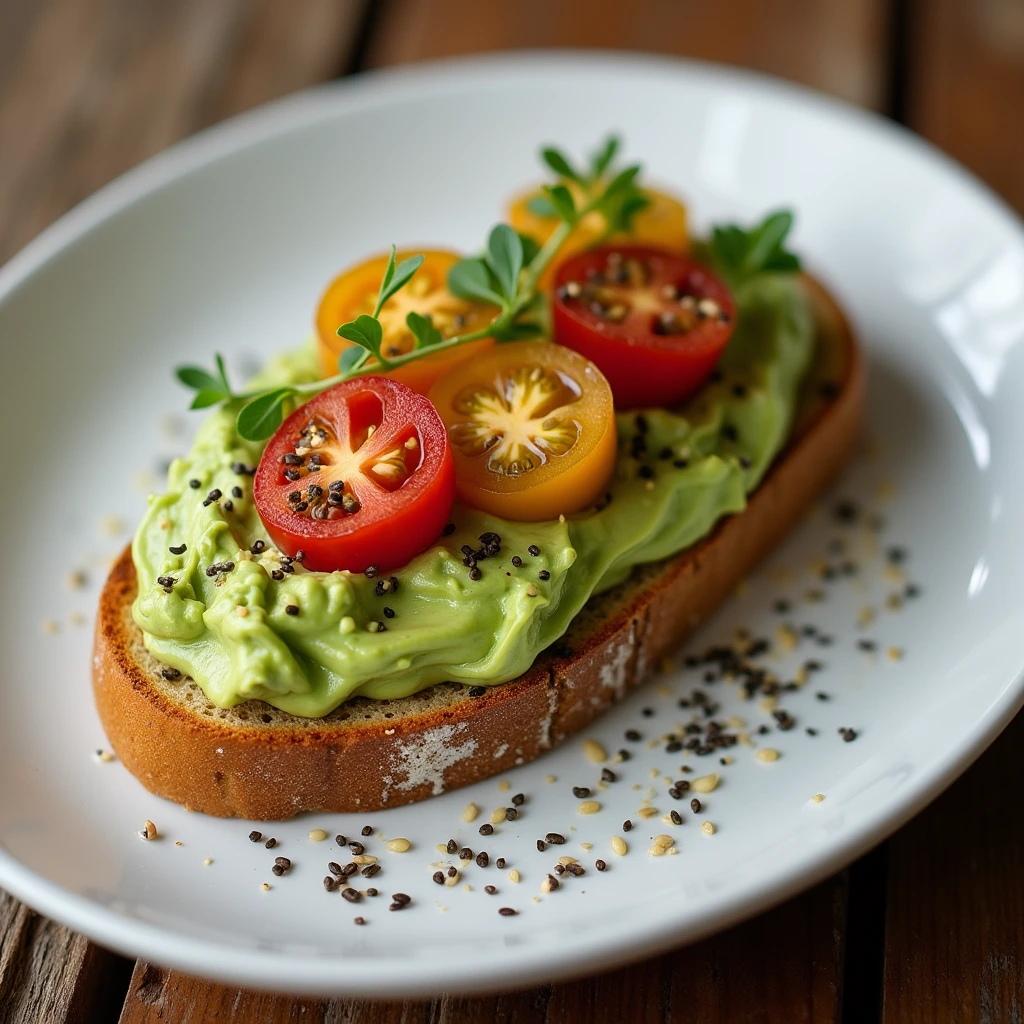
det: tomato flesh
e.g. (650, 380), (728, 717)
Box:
(552, 246), (736, 409)
(254, 378), (455, 573)
(316, 250), (498, 396)
(429, 342), (616, 521)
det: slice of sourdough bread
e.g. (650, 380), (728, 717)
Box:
(93, 276), (864, 819)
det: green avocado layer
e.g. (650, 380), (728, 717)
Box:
(132, 273), (814, 716)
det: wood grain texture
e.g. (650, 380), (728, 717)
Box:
(882, 713), (1024, 1022)
(0, 0), (367, 263)
(118, 876), (844, 1023)
(0, 889), (131, 1024)
(908, 0), (1024, 212)
(368, 0), (890, 109)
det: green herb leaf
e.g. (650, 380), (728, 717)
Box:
(486, 224), (524, 300)
(214, 353), (231, 394)
(338, 346), (367, 374)
(544, 184), (577, 225)
(190, 388), (226, 410)
(406, 310), (444, 348)
(541, 147), (583, 184)
(590, 135), (620, 180)
(526, 194), (557, 218)
(377, 253), (424, 311)
(707, 209), (802, 285)
(448, 257), (505, 306)
(602, 163), (642, 200)
(491, 320), (544, 342)
(337, 314), (384, 355)
(517, 232), (542, 266)
(176, 365), (224, 394)
(237, 388), (292, 441)
(604, 192), (651, 235)
(373, 245), (398, 316)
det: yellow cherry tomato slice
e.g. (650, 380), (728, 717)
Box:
(509, 185), (689, 289)
(429, 342), (617, 521)
(316, 249), (499, 396)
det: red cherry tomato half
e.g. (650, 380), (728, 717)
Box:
(552, 246), (736, 409)
(254, 378), (455, 573)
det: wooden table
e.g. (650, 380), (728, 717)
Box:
(2, 2), (1022, 1020)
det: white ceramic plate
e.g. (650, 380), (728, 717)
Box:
(1, 53), (1023, 998)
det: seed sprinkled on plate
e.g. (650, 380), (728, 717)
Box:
(582, 738), (607, 763)
(611, 836), (628, 856)
(637, 807), (659, 819)
(308, 829), (328, 842)
(462, 802), (479, 823)
(701, 821), (717, 835)
(385, 838), (411, 853)
(508, 869), (520, 883)
(141, 820), (159, 841)
(499, 907), (518, 916)
(811, 793), (825, 803)
(490, 807), (506, 825)
(886, 646), (904, 661)
(756, 748), (780, 762)
(261, 882), (271, 891)
(578, 800), (601, 815)
(691, 773), (719, 793)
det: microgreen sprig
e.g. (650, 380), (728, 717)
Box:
(701, 209), (802, 288)
(176, 134), (648, 440)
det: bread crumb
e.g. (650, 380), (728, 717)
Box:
(96, 749), (116, 763)
(886, 646), (904, 662)
(701, 821), (717, 836)
(811, 793), (825, 804)
(42, 619), (59, 635)
(545, 774), (557, 784)
(174, 840), (182, 847)
(498, 780), (510, 792)
(203, 857), (213, 866)
(649, 843), (667, 857)
(68, 611), (87, 627)
(857, 605), (876, 628)
(580, 842), (593, 850)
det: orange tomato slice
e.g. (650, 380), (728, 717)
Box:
(315, 249), (499, 396)
(429, 342), (617, 521)
(509, 185), (689, 289)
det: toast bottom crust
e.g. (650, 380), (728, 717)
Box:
(93, 279), (864, 819)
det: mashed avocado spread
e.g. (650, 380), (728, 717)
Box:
(132, 273), (814, 716)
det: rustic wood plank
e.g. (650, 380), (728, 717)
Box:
(0, 0), (367, 264)
(907, 0), (1024, 213)
(882, 712), (1024, 1021)
(0, 889), (132, 1024)
(367, 0), (890, 110)
(118, 876), (844, 1022)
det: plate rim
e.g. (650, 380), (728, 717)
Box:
(2, 48), (1023, 998)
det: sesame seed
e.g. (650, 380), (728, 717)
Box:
(248, 831), (263, 843)
(573, 786), (591, 799)
(498, 907), (518, 916)
(690, 798), (702, 813)
(446, 839), (458, 854)
(285, 604), (299, 616)
(308, 829), (328, 842)
(545, 832), (566, 845)
(512, 793), (525, 807)
(578, 801), (601, 815)
(385, 838), (411, 853)
(611, 836), (628, 856)
(622, 820), (632, 832)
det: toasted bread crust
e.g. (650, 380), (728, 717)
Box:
(93, 277), (864, 818)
